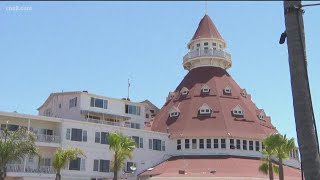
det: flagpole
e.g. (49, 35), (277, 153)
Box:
(127, 78), (130, 100)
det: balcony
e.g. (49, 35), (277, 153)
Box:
(36, 134), (61, 143)
(183, 49), (231, 63)
(86, 118), (121, 126)
(6, 164), (54, 174)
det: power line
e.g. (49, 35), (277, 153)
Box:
(302, 3), (320, 7)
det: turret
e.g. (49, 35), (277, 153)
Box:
(183, 15), (232, 70)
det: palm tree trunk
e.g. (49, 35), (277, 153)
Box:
(268, 160), (274, 180)
(279, 158), (284, 180)
(284, 1), (320, 179)
(55, 169), (61, 180)
(113, 153), (118, 180)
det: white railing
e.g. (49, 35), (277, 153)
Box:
(6, 164), (54, 174)
(0, 131), (60, 143)
(36, 134), (60, 143)
(183, 49), (231, 63)
(87, 118), (121, 126)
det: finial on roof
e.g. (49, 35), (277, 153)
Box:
(205, 1), (208, 15)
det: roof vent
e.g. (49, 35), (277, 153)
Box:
(178, 170), (186, 175)
(240, 89), (247, 97)
(180, 87), (189, 96)
(224, 86), (231, 94)
(199, 103), (212, 115)
(169, 106), (180, 117)
(258, 110), (266, 120)
(201, 84), (210, 93)
(232, 105), (244, 116)
(82, 90), (88, 93)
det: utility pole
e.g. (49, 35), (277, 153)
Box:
(283, 0), (320, 179)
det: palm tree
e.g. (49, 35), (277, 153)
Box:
(0, 128), (38, 180)
(259, 134), (279, 180)
(52, 148), (84, 180)
(108, 132), (135, 180)
(272, 134), (295, 180)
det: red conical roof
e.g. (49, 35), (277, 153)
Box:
(151, 67), (277, 139)
(191, 14), (224, 41)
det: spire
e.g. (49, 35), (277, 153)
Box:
(191, 14), (223, 41)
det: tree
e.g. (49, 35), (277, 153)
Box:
(260, 134), (279, 180)
(0, 128), (38, 180)
(283, 0), (320, 179)
(52, 148), (84, 180)
(272, 134), (295, 180)
(108, 132), (135, 180)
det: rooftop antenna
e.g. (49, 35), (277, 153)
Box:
(127, 78), (130, 100)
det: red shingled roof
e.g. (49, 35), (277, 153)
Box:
(191, 14), (223, 41)
(151, 67), (277, 139)
(139, 156), (301, 179)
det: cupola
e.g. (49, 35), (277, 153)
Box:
(183, 14), (232, 71)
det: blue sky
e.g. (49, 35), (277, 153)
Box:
(0, 1), (319, 142)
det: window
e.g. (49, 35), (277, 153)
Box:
(180, 87), (189, 96)
(169, 107), (180, 117)
(69, 158), (85, 171)
(243, 140), (247, 150)
(69, 97), (77, 108)
(44, 108), (52, 117)
(221, 139), (226, 149)
(101, 132), (109, 144)
(249, 141), (254, 151)
(125, 105), (141, 115)
(130, 123), (141, 129)
(185, 139), (190, 149)
(59, 104), (62, 108)
(199, 139), (204, 149)
(126, 162), (136, 173)
(204, 42), (208, 46)
(100, 160), (110, 172)
(233, 105), (244, 116)
(95, 132), (101, 143)
(1, 124), (20, 131)
(161, 141), (166, 151)
(201, 84), (210, 93)
(230, 139), (235, 149)
(149, 139), (164, 151)
(236, 139), (241, 150)
(199, 103), (212, 115)
(132, 136), (143, 148)
(177, 139), (181, 150)
(146, 114), (149, 118)
(262, 142), (265, 150)
(170, 111), (179, 117)
(192, 139), (197, 149)
(219, 44), (222, 49)
(224, 86), (231, 94)
(214, 139), (219, 149)
(90, 97), (108, 109)
(93, 160), (99, 171)
(196, 43), (200, 47)
(258, 110), (266, 120)
(66, 128), (87, 142)
(240, 89), (247, 97)
(40, 158), (51, 166)
(206, 139), (211, 149)
(255, 141), (260, 151)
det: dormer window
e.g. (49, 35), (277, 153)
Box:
(169, 106), (180, 117)
(199, 103), (212, 115)
(240, 89), (247, 97)
(258, 110), (266, 120)
(180, 87), (189, 96)
(232, 105), (244, 116)
(224, 86), (232, 94)
(201, 84), (210, 93)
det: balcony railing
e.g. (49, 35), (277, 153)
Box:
(36, 134), (61, 143)
(183, 49), (231, 63)
(6, 164), (54, 174)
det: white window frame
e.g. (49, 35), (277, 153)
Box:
(180, 87), (189, 96)
(233, 105), (244, 116)
(224, 86), (232, 94)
